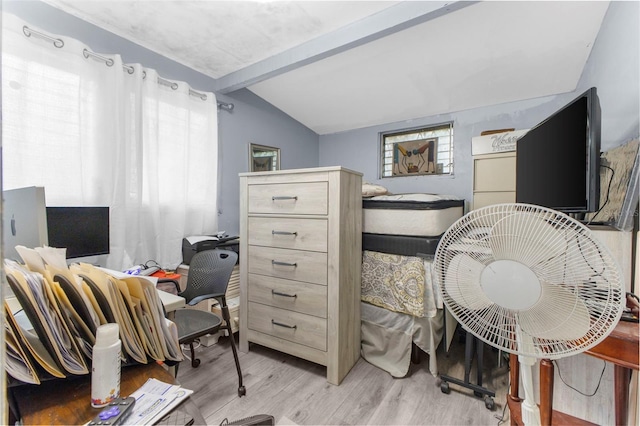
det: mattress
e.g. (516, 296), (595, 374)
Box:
(363, 193), (464, 237)
(362, 233), (440, 257)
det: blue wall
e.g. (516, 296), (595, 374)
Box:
(216, 89), (318, 234)
(2, 0), (320, 236)
(319, 1), (640, 208)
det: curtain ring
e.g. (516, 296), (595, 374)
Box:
(83, 49), (114, 67)
(188, 89), (207, 101)
(170, 83), (178, 90)
(23, 25), (64, 48)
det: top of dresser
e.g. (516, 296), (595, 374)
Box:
(239, 166), (362, 177)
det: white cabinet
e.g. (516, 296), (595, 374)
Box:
(472, 151), (516, 210)
(239, 166), (362, 385)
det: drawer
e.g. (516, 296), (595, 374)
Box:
(248, 217), (327, 252)
(248, 246), (327, 286)
(248, 274), (327, 318)
(248, 301), (327, 351)
(248, 182), (328, 215)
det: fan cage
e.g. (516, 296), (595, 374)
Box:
(434, 203), (625, 359)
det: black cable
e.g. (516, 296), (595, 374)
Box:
(495, 358), (511, 425)
(144, 259), (161, 269)
(553, 358), (606, 397)
(495, 393), (509, 426)
(586, 164), (615, 225)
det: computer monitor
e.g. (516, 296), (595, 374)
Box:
(46, 207), (110, 259)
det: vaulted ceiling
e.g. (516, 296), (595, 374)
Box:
(43, 1), (610, 134)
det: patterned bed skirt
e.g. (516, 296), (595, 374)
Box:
(361, 250), (441, 318)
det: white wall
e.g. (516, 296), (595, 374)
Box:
(319, 1), (639, 210)
(577, 0), (640, 150)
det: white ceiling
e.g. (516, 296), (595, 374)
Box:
(43, 1), (610, 135)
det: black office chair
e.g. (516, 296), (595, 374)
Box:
(173, 249), (245, 397)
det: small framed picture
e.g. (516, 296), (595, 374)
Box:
(249, 143), (280, 172)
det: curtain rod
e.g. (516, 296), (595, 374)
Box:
(22, 25), (234, 112)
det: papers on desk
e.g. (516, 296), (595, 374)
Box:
(5, 260), (89, 377)
(128, 378), (193, 425)
(3, 246), (183, 384)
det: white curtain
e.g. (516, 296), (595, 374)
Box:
(2, 13), (219, 270)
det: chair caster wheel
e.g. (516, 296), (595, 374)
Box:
(440, 382), (450, 394)
(484, 396), (495, 410)
(191, 358), (201, 368)
(238, 386), (246, 397)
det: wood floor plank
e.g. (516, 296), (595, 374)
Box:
(176, 333), (511, 425)
(283, 358), (386, 425)
(325, 360), (396, 425)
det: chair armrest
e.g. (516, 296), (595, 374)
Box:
(157, 278), (180, 295)
(188, 292), (225, 306)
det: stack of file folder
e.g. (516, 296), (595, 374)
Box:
(4, 245), (182, 384)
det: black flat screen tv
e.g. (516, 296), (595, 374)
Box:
(516, 87), (601, 214)
(46, 207), (110, 259)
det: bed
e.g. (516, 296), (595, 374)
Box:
(360, 193), (463, 377)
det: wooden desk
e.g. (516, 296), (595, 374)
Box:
(585, 320), (639, 425)
(508, 320), (639, 425)
(10, 362), (205, 425)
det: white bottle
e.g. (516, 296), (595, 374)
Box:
(91, 323), (122, 407)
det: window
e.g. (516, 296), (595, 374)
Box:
(2, 14), (219, 269)
(381, 123), (453, 177)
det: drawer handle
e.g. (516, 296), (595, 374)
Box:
(272, 290), (297, 298)
(272, 196), (298, 201)
(272, 230), (298, 236)
(272, 320), (297, 329)
(272, 260), (297, 268)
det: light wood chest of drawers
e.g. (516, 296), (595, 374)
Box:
(239, 166), (362, 385)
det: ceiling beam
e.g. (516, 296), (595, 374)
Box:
(215, 1), (479, 94)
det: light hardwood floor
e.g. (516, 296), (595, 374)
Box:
(177, 331), (510, 425)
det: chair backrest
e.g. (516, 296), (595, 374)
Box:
(180, 249), (238, 306)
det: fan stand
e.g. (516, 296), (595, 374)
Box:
(439, 328), (496, 410)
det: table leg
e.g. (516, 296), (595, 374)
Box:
(614, 365), (631, 425)
(540, 359), (554, 426)
(508, 353), (521, 426)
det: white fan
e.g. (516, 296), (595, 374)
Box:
(434, 203), (624, 425)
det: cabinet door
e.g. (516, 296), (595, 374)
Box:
(473, 155), (516, 192)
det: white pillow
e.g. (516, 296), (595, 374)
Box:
(362, 182), (388, 197)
